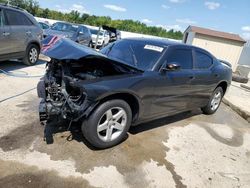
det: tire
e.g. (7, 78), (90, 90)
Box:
(23, 44), (40, 66)
(201, 87), (223, 115)
(82, 99), (132, 149)
(232, 73), (249, 83)
(88, 41), (93, 48)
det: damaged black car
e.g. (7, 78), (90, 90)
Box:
(37, 36), (232, 148)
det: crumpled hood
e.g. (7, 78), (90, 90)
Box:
(41, 36), (142, 72)
(41, 35), (106, 60)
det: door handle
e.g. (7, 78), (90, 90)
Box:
(2, 32), (10, 36)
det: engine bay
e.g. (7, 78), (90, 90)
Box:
(38, 57), (137, 122)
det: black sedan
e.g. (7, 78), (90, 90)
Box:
(38, 37), (232, 148)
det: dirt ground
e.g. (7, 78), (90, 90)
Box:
(0, 61), (250, 188)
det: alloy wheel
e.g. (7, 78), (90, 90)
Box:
(210, 91), (222, 111)
(97, 107), (127, 142)
(29, 48), (38, 64)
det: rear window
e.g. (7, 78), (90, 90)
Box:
(5, 9), (33, 26)
(195, 51), (213, 69)
(91, 29), (104, 36)
(167, 49), (193, 69)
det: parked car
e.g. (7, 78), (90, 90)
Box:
(102, 25), (121, 42)
(0, 4), (42, 65)
(37, 37), (232, 149)
(44, 22), (92, 46)
(90, 29), (110, 48)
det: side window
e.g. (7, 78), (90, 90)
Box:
(167, 49), (193, 69)
(82, 27), (90, 35)
(82, 27), (87, 33)
(195, 51), (213, 69)
(5, 10), (33, 26)
(80, 27), (87, 34)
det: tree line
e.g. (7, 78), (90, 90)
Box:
(0, 0), (183, 40)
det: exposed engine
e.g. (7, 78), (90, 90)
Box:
(38, 57), (131, 122)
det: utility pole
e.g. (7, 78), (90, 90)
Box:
(94, 26), (101, 50)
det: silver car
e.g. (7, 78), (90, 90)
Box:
(0, 4), (42, 65)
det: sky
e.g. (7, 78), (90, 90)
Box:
(38, 0), (250, 40)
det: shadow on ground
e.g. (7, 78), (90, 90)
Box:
(0, 60), (45, 73)
(42, 109), (202, 150)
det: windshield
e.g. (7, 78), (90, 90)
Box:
(51, 22), (77, 32)
(91, 29), (104, 36)
(100, 40), (165, 70)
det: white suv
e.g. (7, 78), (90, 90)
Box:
(90, 29), (110, 48)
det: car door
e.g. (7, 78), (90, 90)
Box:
(150, 46), (195, 117)
(0, 8), (13, 56)
(191, 49), (217, 108)
(77, 26), (90, 45)
(4, 9), (32, 53)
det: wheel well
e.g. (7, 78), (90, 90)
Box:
(28, 42), (41, 52)
(217, 81), (228, 95)
(98, 93), (140, 122)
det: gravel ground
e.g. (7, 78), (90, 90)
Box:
(0, 61), (250, 188)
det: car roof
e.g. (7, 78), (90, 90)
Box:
(54, 21), (71, 24)
(0, 3), (28, 13)
(121, 38), (215, 58)
(122, 37), (183, 47)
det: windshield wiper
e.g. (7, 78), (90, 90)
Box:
(129, 45), (138, 67)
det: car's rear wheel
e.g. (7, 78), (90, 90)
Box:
(23, 44), (40, 66)
(82, 99), (132, 149)
(201, 87), (223, 115)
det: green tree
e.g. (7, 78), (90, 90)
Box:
(0, 0), (183, 40)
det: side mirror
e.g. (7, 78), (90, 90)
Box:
(160, 62), (181, 72)
(79, 31), (84, 35)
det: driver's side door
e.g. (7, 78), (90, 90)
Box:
(0, 8), (13, 57)
(150, 46), (195, 117)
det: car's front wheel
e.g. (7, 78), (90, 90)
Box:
(201, 87), (223, 115)
(82, 99), (132, 149)
(23, 44), (40, 66)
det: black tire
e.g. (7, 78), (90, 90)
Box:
(201, 87), (224, 115)
(88, 41), (93, 48)
(232, 73), (249, 83)
(23, 44), (40, 66)
(82, 99), (132, 149)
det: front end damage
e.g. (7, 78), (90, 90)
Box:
(37, 60), (93, 123)
(37, 36), (139, 143)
